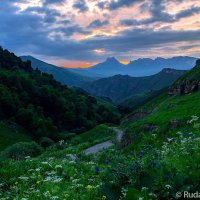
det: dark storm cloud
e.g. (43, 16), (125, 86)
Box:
(0, 0), (91, 60)
(43, 0), (65, 5)
(108, 0), (140, 10)
(120, 0), (200, 26)
(96, 2), (105, 9)
(120, 0), (174, 26)
(96, 0), (141, 11)
(24, 28), (200, 60)
(24, 6), (63, 23)
(73, 0), (88, 12)
(87, 20), (109, 29)
(56, 26), (91, 36)
(175, 6), (200, 19)
(84, 28), (200, 53)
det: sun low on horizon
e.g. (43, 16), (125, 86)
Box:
(0, 0), (200, 68)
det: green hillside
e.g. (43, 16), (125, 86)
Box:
(0, 122), (31, 151)
(119, 88), (167, 113)
(71, 124), (115, 148)
(81, 68), (186, 102)
(0, 47), (120, 144)
(21, 56), (95, 87)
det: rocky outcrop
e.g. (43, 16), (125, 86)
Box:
(168, 59), (200, 96)
(168, 80), (200, 95)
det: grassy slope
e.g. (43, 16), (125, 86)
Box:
(97, 97), (121, 116)
(0, 122), (31, 151)
(0, 90), (200, 200)
(119, 88), (167, 110)
(123, 61), (200, 133)
(121, 91), (200, 145)
(71, 124), (115, 148)
(0, 124), (117, 200)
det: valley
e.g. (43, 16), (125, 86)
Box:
(0, 48), (200, 200)
(1, 0), (200, 199)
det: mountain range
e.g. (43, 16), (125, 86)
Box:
(20, 56), (196, 102)
(69, 56), (197, 77)
(20, 56), (95, 87)
(81, 68), (187, 102)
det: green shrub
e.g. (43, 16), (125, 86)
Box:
(65, 132), (76, 141)
(39, 137), (55, 148)
(0, 141), (42, 160)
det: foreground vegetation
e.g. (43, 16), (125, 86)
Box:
(0, 48), (200, 199)
(0, 122), (31, 151)
(0, 114), (200, 200)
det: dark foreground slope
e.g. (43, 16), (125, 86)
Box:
(0, 47), (120, 147)
(81, 68), (186, 102)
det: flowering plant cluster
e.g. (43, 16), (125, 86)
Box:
(0, 116), (200, 200)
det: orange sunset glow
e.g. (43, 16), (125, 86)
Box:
(62, 61), (98, 69)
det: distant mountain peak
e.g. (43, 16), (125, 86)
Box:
(105, 57), (119, 63)
(155, 57), (165, 61)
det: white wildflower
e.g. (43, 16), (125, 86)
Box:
(35, 168), (41, 172)
(41, 162), (49, 165)
(55, 165), (62, 169)
(141, 187), (148, 191)
(43, 176), (52, 182)
(72, 179), (80, 184)
(44, 191), (51, 197)
(59, 140), (65, 145)
(66, 154), (77, 161)
(0, 183), (4, 187)
(18, 176), (29, 181)
(165, 184), (172, 189)
(53, 177), (63, 183)
(69, 160), (76, 164)
(51, 196), (59, 200)
(167, 138), (173, 142)
(149, 192), (157, 197)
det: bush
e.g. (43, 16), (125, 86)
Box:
(39, 137), (55, 148)
(64, 132), (76, 141)
(0, 141), (42, 160)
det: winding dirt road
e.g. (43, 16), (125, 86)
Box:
(83, 127), (124, 155)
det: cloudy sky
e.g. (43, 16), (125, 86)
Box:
(0, 0), (200, 68)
